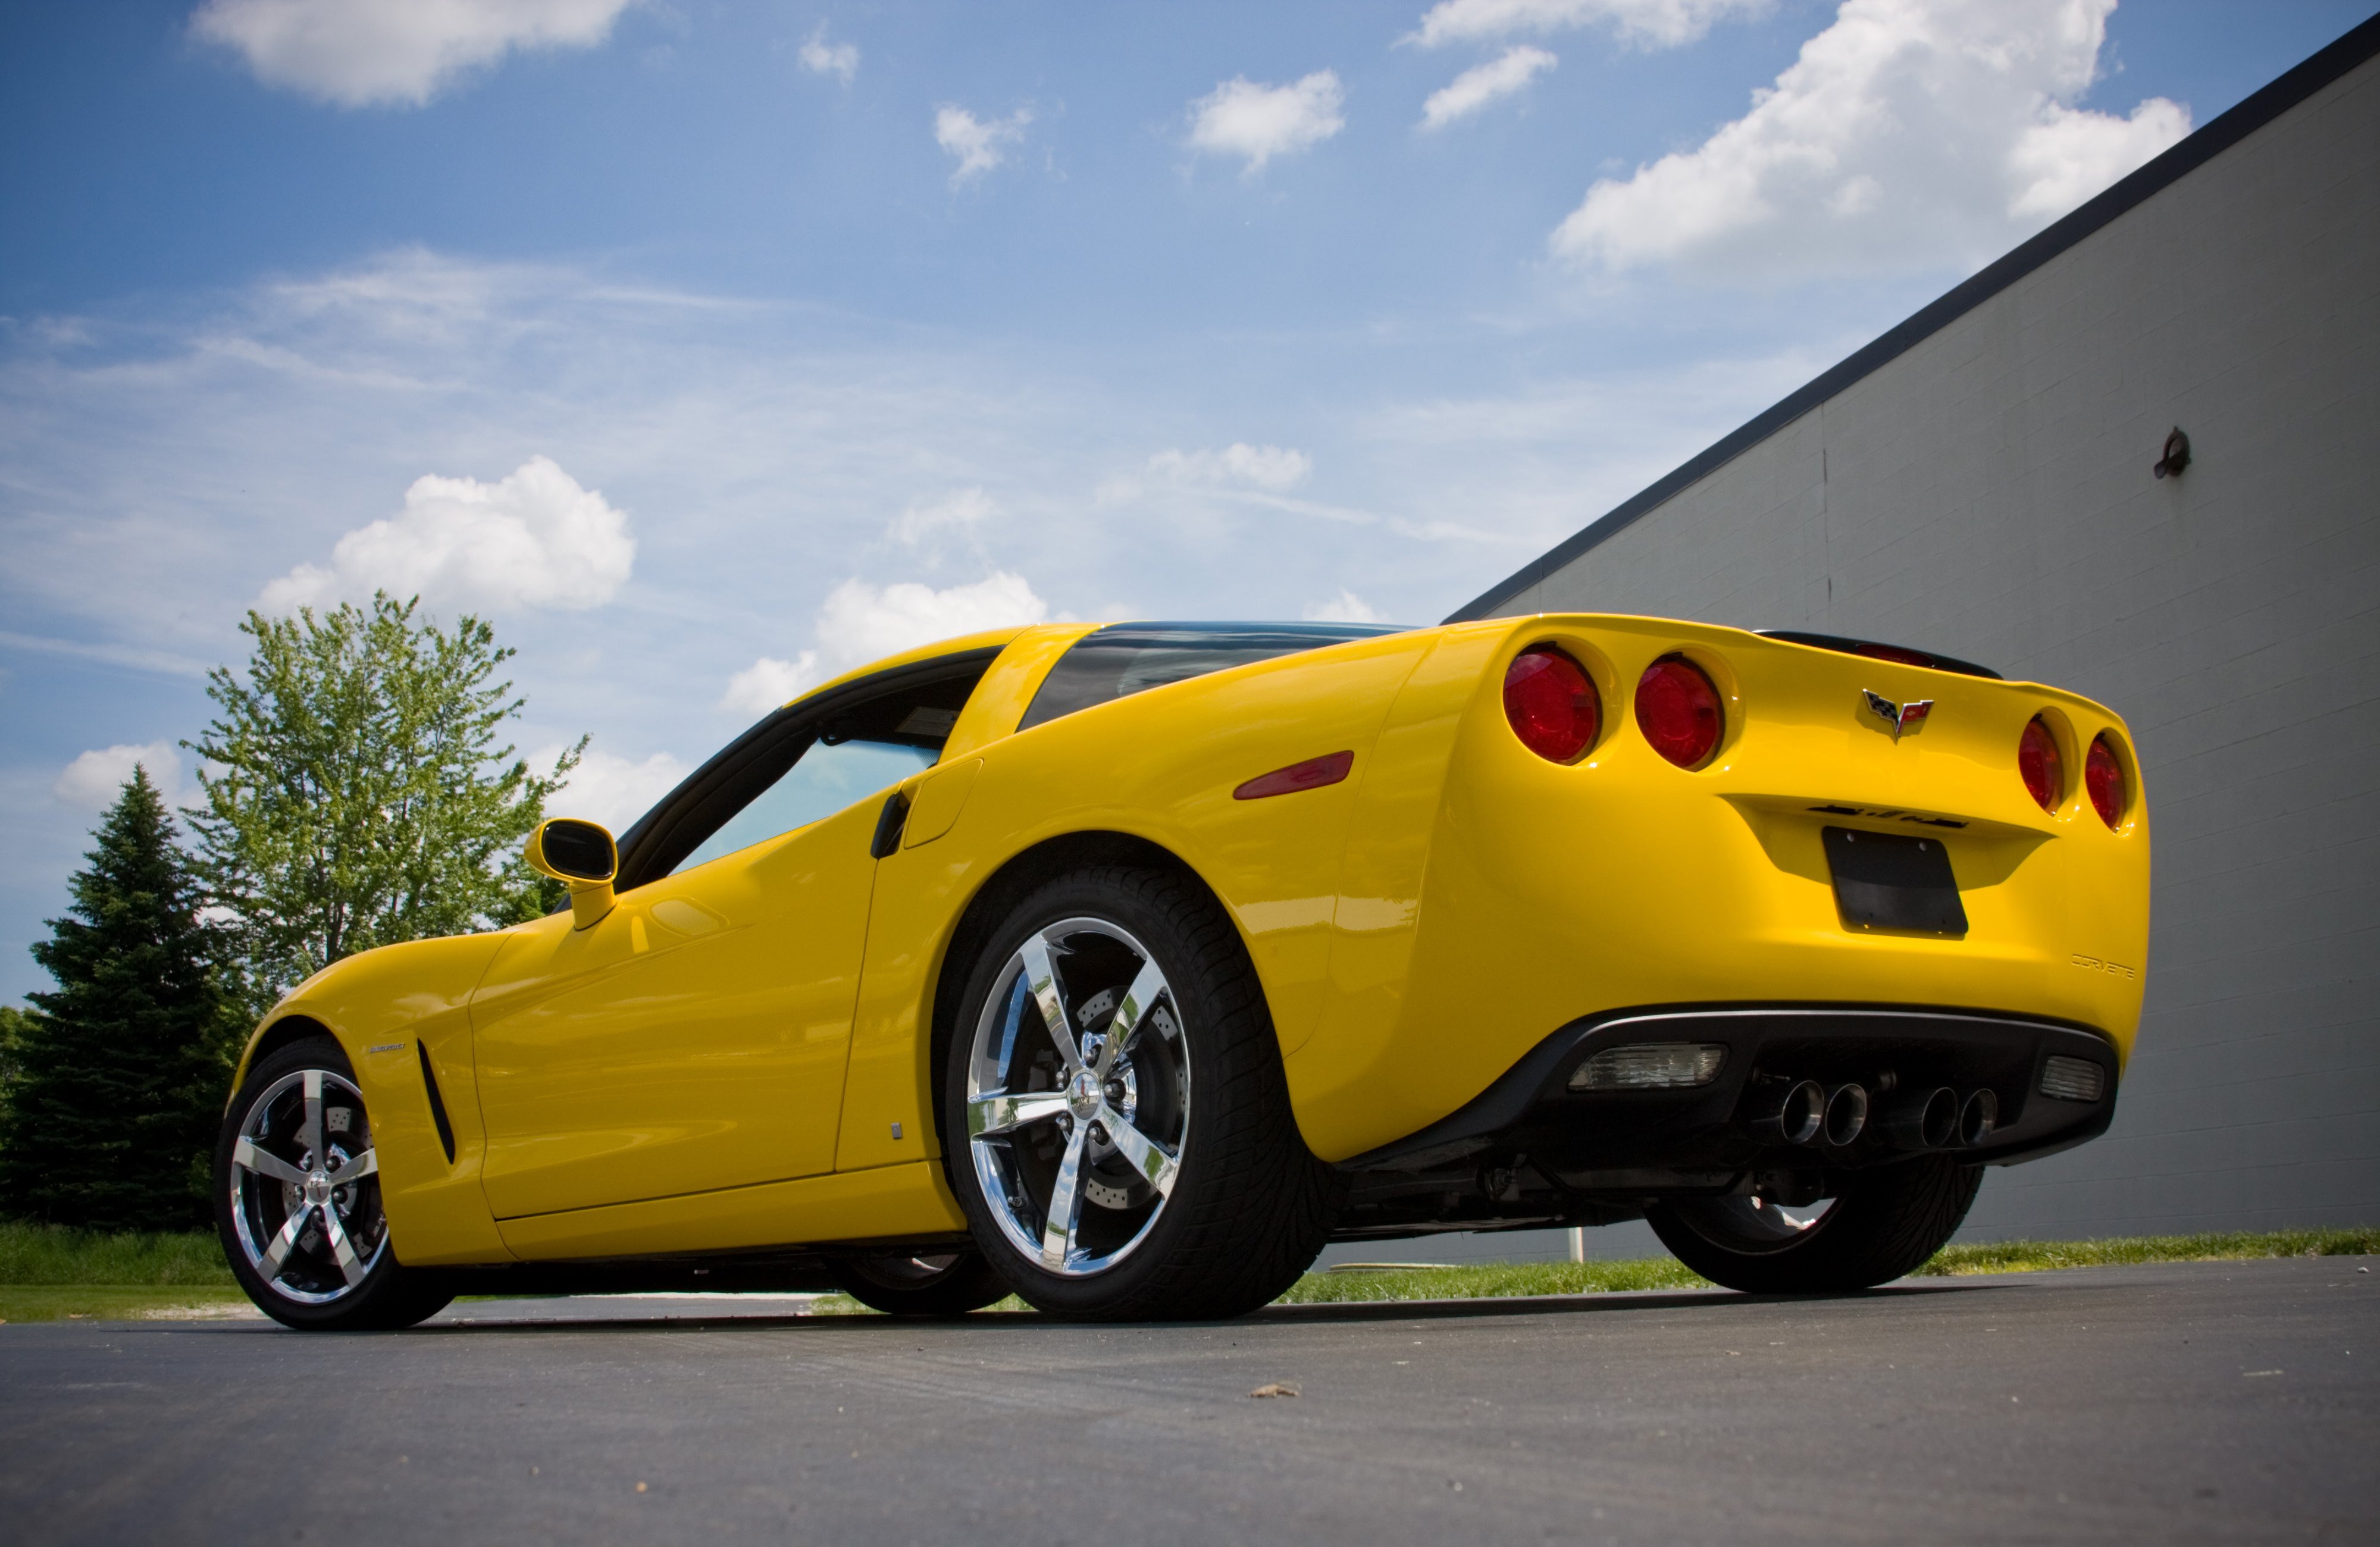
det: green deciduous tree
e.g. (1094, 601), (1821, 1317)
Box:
(187, 593), (584, 1009)
(0, 769), (240, 1228)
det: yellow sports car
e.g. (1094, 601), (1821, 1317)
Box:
(214, 616), (2149, 1327)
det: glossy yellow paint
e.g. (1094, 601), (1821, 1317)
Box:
(1283, 618), (2149, 1160)
(232, 934), (514, 1267)
(469, 794), (881, 1220)
(231, 611), (2150, 1268)
(831, 626), (1434, 1172)
(495, 1160), (966, 1260)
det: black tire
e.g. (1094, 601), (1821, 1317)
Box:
(827, 1251), (1012, 1317)
(940, 866), (1336, 1321)
(214, 1035), (454, 1331)
(1647, 1155), (1983, 1294)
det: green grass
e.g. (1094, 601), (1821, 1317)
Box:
(1276, 1255), (1710, 1304)
(1912, 1225), (2380, 1276)
(2, 1220), (2371, 1322)
(0, 1220), (245, 1323)
(0, 1220), (235, 1287)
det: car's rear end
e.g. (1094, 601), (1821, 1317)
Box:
(1302, 613), (2149, 1283)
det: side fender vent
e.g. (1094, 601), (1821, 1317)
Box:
(870, 789), (912, 859)
(417, 1041), (458, 1164)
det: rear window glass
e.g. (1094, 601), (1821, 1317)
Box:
(1017, 622), (1406, 732)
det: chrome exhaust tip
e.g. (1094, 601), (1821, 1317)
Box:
(1878, 1086), (1959, 1150)
(1748, 1079), (1828, 1146)
(1958, 1088), (2000, 1148)
(1822, 1083), (1870, 1147)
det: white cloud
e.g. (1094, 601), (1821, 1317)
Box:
(54, 742), (186, 812)
(1304, 590), (1387, 624)
(797, 23), (857, 82)
(1188, 72), (1346, 173)
(261, 455), (635, 614)
(889, 486), (998, 546)
(816, 572), (1048, 665)
(1422, 45), (1557, 129)
(2006, 99), (2193, 219)
(718, 569), (1045, 712)
(936, 105), (1033, 186)
(1409, 0), (1765, 49)
(1148, 443), (1313, 492)
(719, 653), (821, 713)
(543, 746), (689, 832)
(1549, 0), (2190, 282)
(191, 0), (638, 108)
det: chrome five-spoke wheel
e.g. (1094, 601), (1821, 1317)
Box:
(214, 1035), (452, 1330)
(964, 916), (1189, 1278)
(227, 1066), (388, 1302)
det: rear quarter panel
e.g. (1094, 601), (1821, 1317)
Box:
(834, 628), (1436, 1170)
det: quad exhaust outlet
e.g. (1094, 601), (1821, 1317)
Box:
(1746, 1079), (2000, 1151)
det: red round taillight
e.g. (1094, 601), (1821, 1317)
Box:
(2085, 735), (2127, 828)
(1504, 646), (1601, 763)
(1634, 656), (1722, 769)
(2018, 716), (2062, 812)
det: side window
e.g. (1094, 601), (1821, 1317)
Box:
(672, 741), (934, 875)
(613, 650), (997, 892)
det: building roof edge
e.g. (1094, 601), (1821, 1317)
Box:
(1442, 10), (2380, 624)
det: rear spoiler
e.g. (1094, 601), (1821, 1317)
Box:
(1755, 630), (2003, 681)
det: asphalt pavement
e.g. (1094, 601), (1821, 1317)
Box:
(2, 1257), (2373, 1545)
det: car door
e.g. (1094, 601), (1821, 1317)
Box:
(468, 791), (887, 1220)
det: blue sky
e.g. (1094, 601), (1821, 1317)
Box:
(2, 0), (2370, 1003)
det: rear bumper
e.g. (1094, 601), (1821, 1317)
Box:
(1331, 1003), (2118, 1238)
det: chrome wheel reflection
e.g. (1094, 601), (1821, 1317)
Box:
(227, 1068), (388, 1304)
(1674, 1193), (1839, 1253)
(966, 918), (1188, 1277)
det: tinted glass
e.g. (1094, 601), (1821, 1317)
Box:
(1017, 622), (1405, 732)
(672, 740), (936, 875)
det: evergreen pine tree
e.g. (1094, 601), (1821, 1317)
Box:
(0, 768), (237, 1229)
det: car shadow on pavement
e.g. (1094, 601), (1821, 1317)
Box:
(337, 1279), (1994, 1337)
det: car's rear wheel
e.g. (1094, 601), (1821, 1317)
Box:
(942, 866), (1335, 1321)
(1646, 1155), (1981, 1293)
(827, 1250), (1012, 1317)
(214, 1035), (453, 1331)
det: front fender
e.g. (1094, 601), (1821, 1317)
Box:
(238, 932), (515, 1266)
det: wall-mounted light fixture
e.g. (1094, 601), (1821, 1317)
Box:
(2152, 427), (2191, 480)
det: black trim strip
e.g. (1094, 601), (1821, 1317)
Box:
(1444, 12), (2380, 624)
(417, 1041), (457, 1165)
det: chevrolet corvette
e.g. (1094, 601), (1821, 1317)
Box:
(214, 615), (2149, 1326)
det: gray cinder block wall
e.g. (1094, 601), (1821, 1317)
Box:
(1445, 23), (2380, 1244)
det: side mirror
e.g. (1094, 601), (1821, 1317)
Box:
(526, 818), (618, 931)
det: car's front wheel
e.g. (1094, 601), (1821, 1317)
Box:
(1646, 1154), (1981, 1294)
(214, 1035), (453, 1331)
(941, 866), (1335, 1320)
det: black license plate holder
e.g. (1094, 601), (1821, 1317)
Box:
(1823, 826), (1968, 937)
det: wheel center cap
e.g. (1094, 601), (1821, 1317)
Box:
(1066, 1068), (1102, 1119)
(305, 1172), (333, 1206)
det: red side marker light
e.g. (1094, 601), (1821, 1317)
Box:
(2018, 716), (2062, 812)
(2085, 735), (2127, 828)
(1504, 646), (1601, 763)
(1234, 750), (1355, 801)
(1635, 656), (1722, 768)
